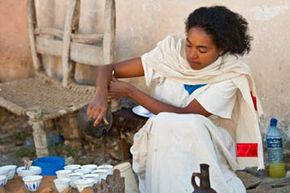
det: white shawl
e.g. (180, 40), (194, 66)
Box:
(141, 35), (264, 169)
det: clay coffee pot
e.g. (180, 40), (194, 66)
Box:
(191, 163), (217, 193)
(77, 104), (113, 137)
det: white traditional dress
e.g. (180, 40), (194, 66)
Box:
(130, 36), (264, 193)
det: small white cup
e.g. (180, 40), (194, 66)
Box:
(0, 165), (17, 180)
(17, 166), (42, 177)
(0, 167), (10, 178)
(97, 164), (113, 170)
(74, 178), (95, 192)
(84, 173), (100, 184)
(97, 164), (113, 175)
(91, 169), (109, 180)
(0, 175), (8, 187)
(74, 168), (91, 175)
(64, 164), (80, 172)
(81, 164), (98, 171)
(56, 169), (72, 178)
(54, 178), (71, 193)
(22, 175), (43, 192)
(68, 172), (83, 188)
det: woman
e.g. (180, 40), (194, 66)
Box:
(87, 6), (264, 193)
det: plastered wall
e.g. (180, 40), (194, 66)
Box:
(0, 0), (33, 81)
(0, 0), (289, 137)
(114, 0), (290, 136)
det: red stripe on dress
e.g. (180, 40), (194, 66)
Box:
(236, 143), (258, 157)
(250, 91), (257, 111)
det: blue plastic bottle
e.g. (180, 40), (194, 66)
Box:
(266, 117), (286, 178)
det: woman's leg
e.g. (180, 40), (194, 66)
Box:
(140, 112), (234, 193)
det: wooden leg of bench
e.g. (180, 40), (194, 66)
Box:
(31, 120), (49, 157)
(27, 108), (49, 157)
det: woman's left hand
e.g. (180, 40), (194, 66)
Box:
(108, 79), (135, 100)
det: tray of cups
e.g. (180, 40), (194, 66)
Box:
(55, 163), (114, 192)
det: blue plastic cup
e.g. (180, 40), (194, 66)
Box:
(32, 156), (65, 176)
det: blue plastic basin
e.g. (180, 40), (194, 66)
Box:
(32, 156), (65, 176)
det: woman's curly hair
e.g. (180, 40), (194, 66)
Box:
(185, 6), (252, 56)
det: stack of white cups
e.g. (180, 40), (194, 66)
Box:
(113, 162), (139, 193)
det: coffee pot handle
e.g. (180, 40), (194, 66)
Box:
(191, 172), (201, 189)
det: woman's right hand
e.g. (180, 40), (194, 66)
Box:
(87, 90), (108, 127)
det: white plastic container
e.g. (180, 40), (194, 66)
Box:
(113, 162), (139, 193)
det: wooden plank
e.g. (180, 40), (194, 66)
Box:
(34, 27), (104, 44)
(34, 27), (63, 39)
(71, 42), (104, 66)
(103, 0), (116, 64)
(36, 37), (105, 66)
(71, 33), (103, 44)
(36, 36), (62, 56)
(35, 0), (57, 77)
(27, 0), (41, 70)
(103, 0), (118, 111)
(62, 0), (78, 87)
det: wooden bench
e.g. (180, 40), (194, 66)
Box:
(0, 0), (116, 157)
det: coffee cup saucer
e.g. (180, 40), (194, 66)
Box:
(132, 105), (153, 118)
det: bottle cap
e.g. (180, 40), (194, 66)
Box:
(270, 117), (278, 127)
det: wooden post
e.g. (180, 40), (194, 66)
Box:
(103, 0), (119, 111)
(27, 0), (41, 71)
(62, 0), (78, 87)
(103, 0), (116, 64)
(35, 0), (58, 78)
(26, 108), (49, 157)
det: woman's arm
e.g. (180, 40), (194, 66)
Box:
(108, 80), (212, 117)
(113, 57), (144, 78)
(87, 57), (144, 126)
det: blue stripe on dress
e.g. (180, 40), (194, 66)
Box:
(183, 84), (207, 95)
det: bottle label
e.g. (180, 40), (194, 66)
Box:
(267, 137), (284, 162)
(267, 148), (284, 162)
(267, 137), (282, 148)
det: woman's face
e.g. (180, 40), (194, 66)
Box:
(185, 27), (221, 70)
